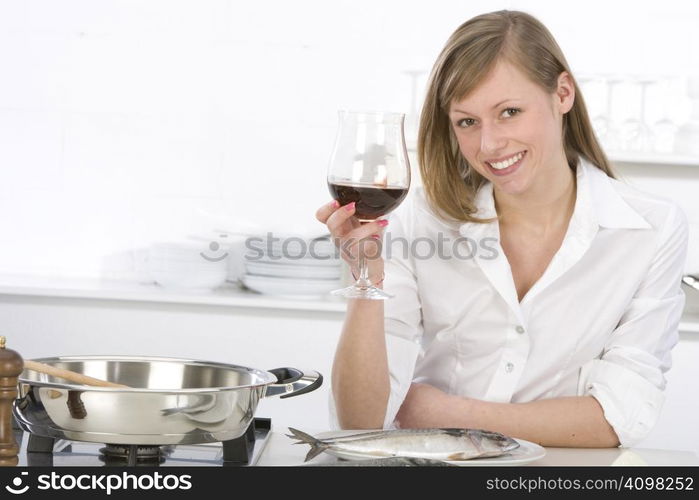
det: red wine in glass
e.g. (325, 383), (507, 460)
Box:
(328, 182), (408, 221)
(326, 110), (411, 300)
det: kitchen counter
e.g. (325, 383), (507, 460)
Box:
(0, 273), (347, 313)
(256, 431), (699, 466)
(12, 427), (699, 467)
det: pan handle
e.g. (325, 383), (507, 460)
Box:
(265, 368), (323, 399)
(682, 274), (699, 291)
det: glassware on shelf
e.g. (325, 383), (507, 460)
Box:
(326, 111), (411, 300)
(577, 74), (609, 145)
(598, 75), (625, 152)
(401, 69), (426, 151)
(402, 69), (427, 187)
(651, 77), (679, 154)
(675, 76), (699, 157)
(618, 76), (656, 153)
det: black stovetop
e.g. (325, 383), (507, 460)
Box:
(15, 418), (271, 467)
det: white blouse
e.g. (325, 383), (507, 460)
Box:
(329, 158), (688, 447)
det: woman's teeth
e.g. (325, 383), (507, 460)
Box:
(488, 151), (525, 170)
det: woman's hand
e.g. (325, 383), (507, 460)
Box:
(315, 200), (388, 282)
(395, 383), (465, 429)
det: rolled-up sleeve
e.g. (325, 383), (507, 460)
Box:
(577, 203), (688, 447)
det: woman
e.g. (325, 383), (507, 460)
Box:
(315, 10), (687, 448)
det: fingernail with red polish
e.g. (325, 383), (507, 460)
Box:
(377, 219), (389, 227)
(330, 200), (340, 208)
(344, 202), (356, 212)
(371, 234), (380, 239)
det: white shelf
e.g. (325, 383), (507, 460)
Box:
(0, 274), (347, 313)
(609, 152), (699, 167)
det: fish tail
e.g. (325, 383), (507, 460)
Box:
(286, 427), (328, 462)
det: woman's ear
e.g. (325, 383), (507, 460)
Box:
(556, 71), (575, 114)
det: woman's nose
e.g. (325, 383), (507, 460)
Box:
(479, 123), (507, 154)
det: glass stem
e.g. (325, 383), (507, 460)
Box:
(356, 241), (372, 289)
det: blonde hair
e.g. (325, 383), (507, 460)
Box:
(418, 10), (614, 223)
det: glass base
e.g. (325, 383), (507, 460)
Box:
(330, 284), (393, 300)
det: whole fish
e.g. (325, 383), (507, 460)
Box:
(286, 427), (519, 462)
(304, 457), (456, 467)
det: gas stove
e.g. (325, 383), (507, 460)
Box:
(14, 417), (272, 467)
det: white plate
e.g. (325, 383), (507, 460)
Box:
(150, 269), (227, 290)
(245, 253), (342, 267)
(314, 431), (546, 466)
(246, 238), (336, 257)
(245, 262), (342, 280)
(242, 274), (343, 297)
(148, 258), (227, 269)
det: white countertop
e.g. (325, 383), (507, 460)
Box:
(256, 430), (699, 466)
(0, 273), (347, 313)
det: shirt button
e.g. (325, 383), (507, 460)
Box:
(505, 362), (514, 373)
(515, 325), (525, 334)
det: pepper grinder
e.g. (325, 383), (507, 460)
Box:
(0, 336), (23, 466)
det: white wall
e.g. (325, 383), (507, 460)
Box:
(1, 0), (699, 451)
(1, 0), (698, 278)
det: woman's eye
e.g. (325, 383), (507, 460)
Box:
(501, 108), (521, 118)
(457, 118), (476, 128)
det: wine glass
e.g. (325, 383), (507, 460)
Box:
(652, 77), (679, 154)
(327, 110), (411, 300)
(619, 76), (656, 152)
(600, 75), (625, 151)
(577, 74), (608, 142)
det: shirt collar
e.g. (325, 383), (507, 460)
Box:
(459, 157), (651, 237)
(581, 158), (651, 230)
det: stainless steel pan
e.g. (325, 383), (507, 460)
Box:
(13, 355), (322, 445)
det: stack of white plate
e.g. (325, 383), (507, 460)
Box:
(148, 241), (228, 291)
(241, 235), (343, 298)
(187, 232), (249, 284)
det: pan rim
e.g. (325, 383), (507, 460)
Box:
(18, 354), (279, 393)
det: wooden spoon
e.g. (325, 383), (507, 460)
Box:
(23, 360), (130, 389)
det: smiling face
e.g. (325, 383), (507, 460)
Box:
(448, 59), (574, 197)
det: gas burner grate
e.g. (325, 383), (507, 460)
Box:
(99, 444), (173, 466)
(19, 417), (272, 466)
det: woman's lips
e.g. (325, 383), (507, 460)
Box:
(485, 151), (526, 177)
